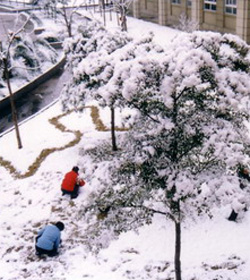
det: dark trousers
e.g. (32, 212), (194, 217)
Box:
(228, 209), (238, 221)
(62, 184), (79, 198)
(36, 245), (58, 257)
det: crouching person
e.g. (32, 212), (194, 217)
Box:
(35, 221), (65, 257)
(228, 166), (250, 222)
(61, 166), (85, 199)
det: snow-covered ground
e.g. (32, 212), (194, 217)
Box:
(1, 10), (250, 280)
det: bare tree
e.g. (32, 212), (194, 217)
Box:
(99, 0), (133, 31)
(58, 0), (88, 37)
(0, 15), (34, 149)
(175, 12), (199, 33)
(113, 0), (133, 31)
(40, 0), (87, 37)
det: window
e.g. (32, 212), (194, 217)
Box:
(225, 0), (237, 15)
(204, 0), (216, 11)
(172, 0), (181, 4)
(188, 0), (192, 7)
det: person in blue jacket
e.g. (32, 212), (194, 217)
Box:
(35, 221), (65, 256)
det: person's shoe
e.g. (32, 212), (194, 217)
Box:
(36, 252), (46, 258)
(48, 252), (59, 257)
(71, 194), (78, 199)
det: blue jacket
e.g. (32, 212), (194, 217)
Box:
(36, 225), (61, 251)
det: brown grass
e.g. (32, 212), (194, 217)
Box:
(0, 105), (129, 178)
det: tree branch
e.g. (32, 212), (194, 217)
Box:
(125, 203), (175, 221)
(128, 101), (161, 123)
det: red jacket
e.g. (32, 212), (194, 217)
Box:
(61, 171), (85, 192)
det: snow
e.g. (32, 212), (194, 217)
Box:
(1, 7), (250, 280)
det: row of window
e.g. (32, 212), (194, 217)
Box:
(171, 0), (237, 15)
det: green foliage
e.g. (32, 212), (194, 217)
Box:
(14, 44), (39, 68)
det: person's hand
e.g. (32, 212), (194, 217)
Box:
(79, 179), (85, 186)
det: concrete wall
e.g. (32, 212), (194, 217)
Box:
(236, 0), (250, 43)
(132, 0), (159, 23)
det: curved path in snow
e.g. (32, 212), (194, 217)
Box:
(0, 105), (127, 179)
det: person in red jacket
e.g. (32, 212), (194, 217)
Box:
(61, 166), (85, 199)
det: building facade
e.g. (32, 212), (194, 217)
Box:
(130, 0), (250, 44)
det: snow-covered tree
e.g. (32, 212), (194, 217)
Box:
(8, 33), (58, 81)
(61, 20), (133, 150)
(39, 0), (87, 37)
(87, 32), (164, 151)
(175, 12), (199, 33)
(1, 13), (58, 83)
(80, 31), (250, 280)
(62, 19), (130, 70)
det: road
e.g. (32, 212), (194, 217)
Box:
(0, 66), (70, 133)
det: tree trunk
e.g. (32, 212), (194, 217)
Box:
(66, 20), (72, 38)
(62, 6), (72, 37)
(4, 59), (23, 149)
(174, 220), (182, 280)
(120, 14), (127, 32)
(110, 106), (117, 151)
(101, 0), (106, 26)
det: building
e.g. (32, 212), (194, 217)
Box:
(130, 0), (250, 44)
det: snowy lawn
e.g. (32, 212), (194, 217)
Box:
(1, 9), (250, 280)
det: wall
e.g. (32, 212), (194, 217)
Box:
(134, 0), (159, 23)
(132, 0), (250, 44)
